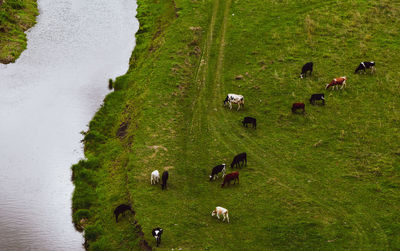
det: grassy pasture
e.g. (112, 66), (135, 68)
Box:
(0, 0), (38, 63)
(72, 0), (400, 250)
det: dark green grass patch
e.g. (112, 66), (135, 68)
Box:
(0, 0), (38, 63)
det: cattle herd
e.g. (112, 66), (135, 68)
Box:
(294, 61), (375, 113)
(113, 60), (375, 247)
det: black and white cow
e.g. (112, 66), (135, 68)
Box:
(209, 164), (226, 181)
(223, 94), (244, 111)
(242, 117), (256, 129)
(152, 227), (163, 247)
(309, 94), (325, 105)
(300, 62), (313, 78)
(355, 61), (375, 74)
(231, 152), (247, 169)
(161, 171), (169, 190)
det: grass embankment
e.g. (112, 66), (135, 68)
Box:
(72, 0), (400, 250)
(0, 0), (38, 63)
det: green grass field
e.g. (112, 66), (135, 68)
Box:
(72, 0), (400, 249)
(0, 0), (38, 63)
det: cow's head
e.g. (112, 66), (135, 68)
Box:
(223, 96), (229, 105)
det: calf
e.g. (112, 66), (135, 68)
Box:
(161, 171), (169, 190)
(300, 62), (313, 78)
(309, 94), (325, 105)
(231, 152), (247, 169)
(326, 76), (347, 90)
(211, 206), (230, 223)
(151, 170), (160, 184)
(223, 94), (245, 111)
(355, 61), (375, 74)
(292, 102), (305, 113)
(209, 164), (226, 181)
(114, 204), (134, 223)
(221, 171), (239, 188)
(242, 117), (256, 129)
(152, 227), (163, 247)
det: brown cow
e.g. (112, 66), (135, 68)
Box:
(326, 76), (347, 90)
(292, 103), (305, 114)
(221, 171), (239, 188)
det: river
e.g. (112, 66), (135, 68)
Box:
(0, 0), (138, 249)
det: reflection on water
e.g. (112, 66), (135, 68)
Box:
(0, 0), (138, 249)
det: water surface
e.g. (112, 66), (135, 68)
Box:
(0, 0), (138, 249)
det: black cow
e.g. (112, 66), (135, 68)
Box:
(242, 117), (256, 129)
(209, 164), (226, 181)
(114, 204), (134, 223)
(152, 227), (163, 247)
(161, 171), (169, 190)
(309, 94), (325, 105)
(300, 62), (313, 78)
(355, 61), (375, 74)
(231, 152), (247, 169)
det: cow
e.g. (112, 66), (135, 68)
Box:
(161, 171), (169, 190)
(151, 170), (160, 184)
(309, 94), (325, 105)
(300, 62), (313, 78)
(355, 61), (375, 74)
(242, 117), (256, 129)
(152, 227), (163, 247)
(231, 152), (247, 169)
(292, 102), (305, 113)
(221, 171), (239, 188)
(211, 206), (230, 223)
(326, 76), (347, 90)
(114, 204), (135, 223)
(223, 94), (244, 111)
(209, 164), (226, 181)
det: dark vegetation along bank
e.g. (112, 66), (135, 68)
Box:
(0, 0), (38, 63)
(72, 0), (400, 250)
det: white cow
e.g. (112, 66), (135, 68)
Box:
(211, 206), (229, 223)
(151, 170), (160, 184)
(223, 94), (244, 111)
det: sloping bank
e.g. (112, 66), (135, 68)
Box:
(71, 0), (206, 249)
(0, 0), (38, 63)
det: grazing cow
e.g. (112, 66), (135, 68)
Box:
(114, 204), (134, 223)
(223, 94), (245, 111)
(355, 61), (375, 74)
(326, 76), (347, 90)
(161, 171), (169, 190)
(221, 171), (239, 188)
(309, 94), (325, 105)
(209, 164), (226, 181)
(211, 206), (230, 223)
(300, 62), (313, 78)
(231, 152), (247, 169)
(151, 170), (160, 184)
(292, 102), (305, 113)
(152, 227), (163, 247)
(242, 117), (256, 129)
